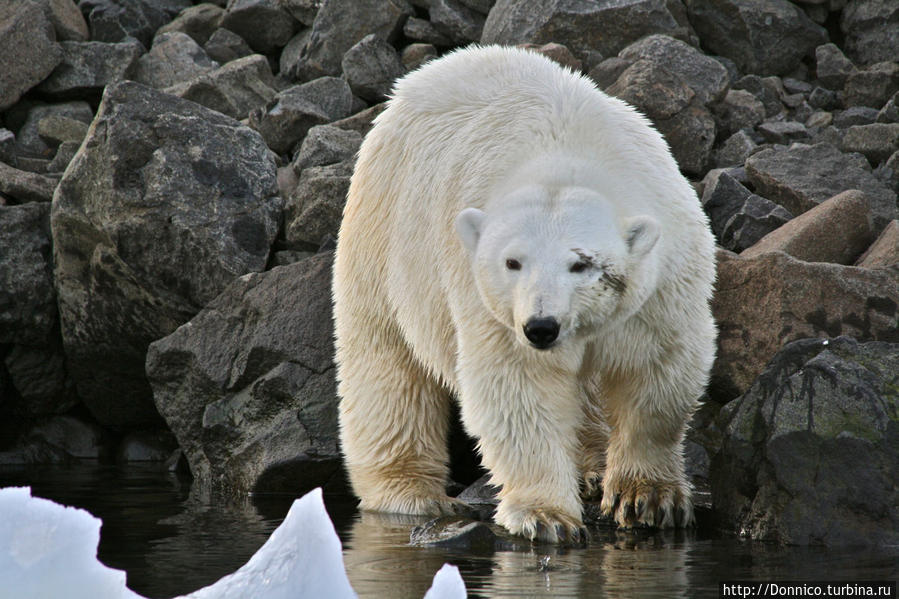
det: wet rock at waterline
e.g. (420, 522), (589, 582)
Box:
(410, 518), (511, 552)
(51, 81), (280, 430)
(711, 336), (899, 546)
(146, 252), (341, 495)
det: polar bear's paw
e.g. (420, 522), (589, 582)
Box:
(600, 476), (694, 529)
(497, 504), (587, 545)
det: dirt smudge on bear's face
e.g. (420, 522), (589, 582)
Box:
(602, 272), (626, 294)
(571, 248), (627, 294)
(571, 249), (597, 268)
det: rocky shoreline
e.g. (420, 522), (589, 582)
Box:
(1, 0), (896, 547)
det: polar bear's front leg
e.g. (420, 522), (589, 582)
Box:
(337, 324), (463, 517)
(599, 362), (700, 529)
(457, 336), (585, 544)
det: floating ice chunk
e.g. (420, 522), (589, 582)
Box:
(0, 486), (142, 599)
(0, 485), (466, 599)
(181, 487), (355, 599)
(424, 563), (467, 599)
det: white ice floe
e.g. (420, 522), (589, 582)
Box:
(424, 563), (468, 599)
(0, 486), (142, 599)
(0, 486), (466, 599)
(181, 487), (355, 599)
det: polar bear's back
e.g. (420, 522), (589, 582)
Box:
(376, 46), (695, 221)
(386, 46), (662, 175)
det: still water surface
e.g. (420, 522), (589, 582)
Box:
(1, 463), (896, 598)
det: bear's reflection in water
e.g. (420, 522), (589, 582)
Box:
(344, 510), (692, 599)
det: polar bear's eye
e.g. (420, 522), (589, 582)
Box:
(505, 258), (521, 271)
(570, 261), (589, 273)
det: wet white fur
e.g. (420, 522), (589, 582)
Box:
(333, 45), (716, 539)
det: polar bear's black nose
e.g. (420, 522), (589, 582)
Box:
(524, 317), (560, 349)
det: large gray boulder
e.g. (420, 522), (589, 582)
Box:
(156, 2), (225, 45)
(4, 344), (77, 418)
(51, 81), (280, 429)
(684, 0), (826, 76)
(0, 203), (56, 347)
(711, 249), (899, 400)
(42, 0), (90, 42)
(341, 34), (405, 103)
(133, 31), (218, 89)
(481, 0), (696, 59)
(844, 62), (899, 110)
(712, 336), (899, 546)
(285, 161), (353, 248)
(146, 252), (342, 495)
(290, 124), (362, 176)
(0, 1), (63, 111)
(293, 0), (413, 80)
(220, 0), (297, 54)
(745, 142), (897, 233)
(840, 0), (899, 66)
(165, 54), (277, 121)
(430, 0), (486, 44)
(14, 101), (94, 159)
(249, 77), (354, 155)
(618, 35), (729, 106)
(607, 35), (726, 175)
(0, 161), (59, 204)
(36, 39), (145, 97)
(815, 43), (856, 91)
(0, 203), (75, 419)
(79, 0), (190, 47)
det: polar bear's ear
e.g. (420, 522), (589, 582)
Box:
(624, 216), (660, 258)
(455, 208), (486, 256)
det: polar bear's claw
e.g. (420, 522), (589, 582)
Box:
(499, 505), (586, 545)
(601, 476), (694, 529)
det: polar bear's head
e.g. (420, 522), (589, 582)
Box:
(455, 185), (660, 351)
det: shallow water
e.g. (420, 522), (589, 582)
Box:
(1, 463), (896, 598)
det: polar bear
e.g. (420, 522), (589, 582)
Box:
(333, 46), (716, 543)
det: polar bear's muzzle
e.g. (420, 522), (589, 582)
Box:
(523, 316), (560, 350)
